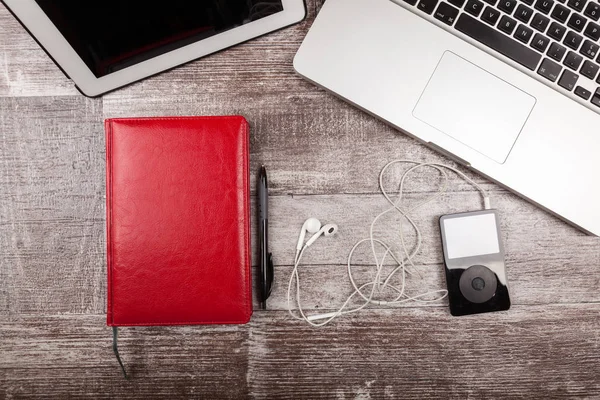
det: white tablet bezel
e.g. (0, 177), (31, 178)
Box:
(2, 0), (306, 96)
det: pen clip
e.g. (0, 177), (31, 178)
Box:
(266, 253), (274, 298)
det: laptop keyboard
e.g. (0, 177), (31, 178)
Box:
(394, 0), (600, 111)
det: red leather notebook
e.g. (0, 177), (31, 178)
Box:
(105, 117), (252, 326)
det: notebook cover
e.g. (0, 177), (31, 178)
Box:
(105, 117), (252, 326)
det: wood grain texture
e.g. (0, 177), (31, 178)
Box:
(0, 96), (105, 318)
(1, 314), (250, 399)
(0, 6), (79, 97)
(1, 0), (599, 398)
(1, 307), (599, 399)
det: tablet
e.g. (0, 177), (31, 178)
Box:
(2, 0), (306, 97)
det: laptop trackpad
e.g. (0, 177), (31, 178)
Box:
(413, 52), (536, 164)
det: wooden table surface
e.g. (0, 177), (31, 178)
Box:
(1, 1), (599, 398)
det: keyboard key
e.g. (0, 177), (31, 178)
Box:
(532, 13), (551, 30)
(580, 60), (599, 79)
(548, 42), (568, 60)
(498, 0), (518, 13)
(448, 0), (467, 7)
(435, 2), (461, 25)
(592, 91), (600, 107)
(522, 0), (535, 5)
(531, 33), (552, 51)
(482, 6), (502, 24)
(465, 0), (485, 15)
(584, 21), (600, 40)
(538, 57), (563, 80)
(564, 31), (584, 49)
(558, 69), (579, 89)
(568, 13), (588, 31)
(567, 0), (586, 12)
(483, 0), (497, 5)
(575, 86), (592, 99)
(564, 50), (584, 69)
(515, 4), (535, 22)
(455, 14), (543, 70)
(548, 22), (567, 40)
(551, 4), (571, 22)
(499, 15), (518, 34)
(535, 0), (555, 13)
(418, 0), (439, 14)
(580, 39), (600, 58)
(515, 24), (535, 42)
(584, 2), (600, 20)
(404, 0), (419, 5)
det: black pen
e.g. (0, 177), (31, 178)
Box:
(258, 166), (273, 309)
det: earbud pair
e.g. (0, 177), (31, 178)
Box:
(295, 218), (338, 260)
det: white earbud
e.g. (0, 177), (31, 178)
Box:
(296, 218), (321, 259)
(304, 224), (338, 248)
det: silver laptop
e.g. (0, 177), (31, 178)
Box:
(294, 0), (600, 236)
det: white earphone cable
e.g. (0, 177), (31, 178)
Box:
(287, 160), (491, 326)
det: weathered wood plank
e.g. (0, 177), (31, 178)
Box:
(0, 5), (79, 97)
(0, 96), (105, 316)
(0, 314), (249, 399)
(1, 307), (599, 399)
(247, 306), (600, 399)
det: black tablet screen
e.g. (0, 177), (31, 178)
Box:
(34, 0), (284, 78)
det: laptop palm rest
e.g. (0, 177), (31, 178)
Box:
(413, 52), (536, 164)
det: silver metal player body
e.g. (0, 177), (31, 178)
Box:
(294, 0), (600, 236)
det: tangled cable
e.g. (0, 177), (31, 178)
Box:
(287, 160), (491, 326)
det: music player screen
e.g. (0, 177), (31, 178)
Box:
(443, 213), (500, 259)
(34, 0), (284, 78)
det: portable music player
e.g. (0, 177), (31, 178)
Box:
(439, 210), (511, 316)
